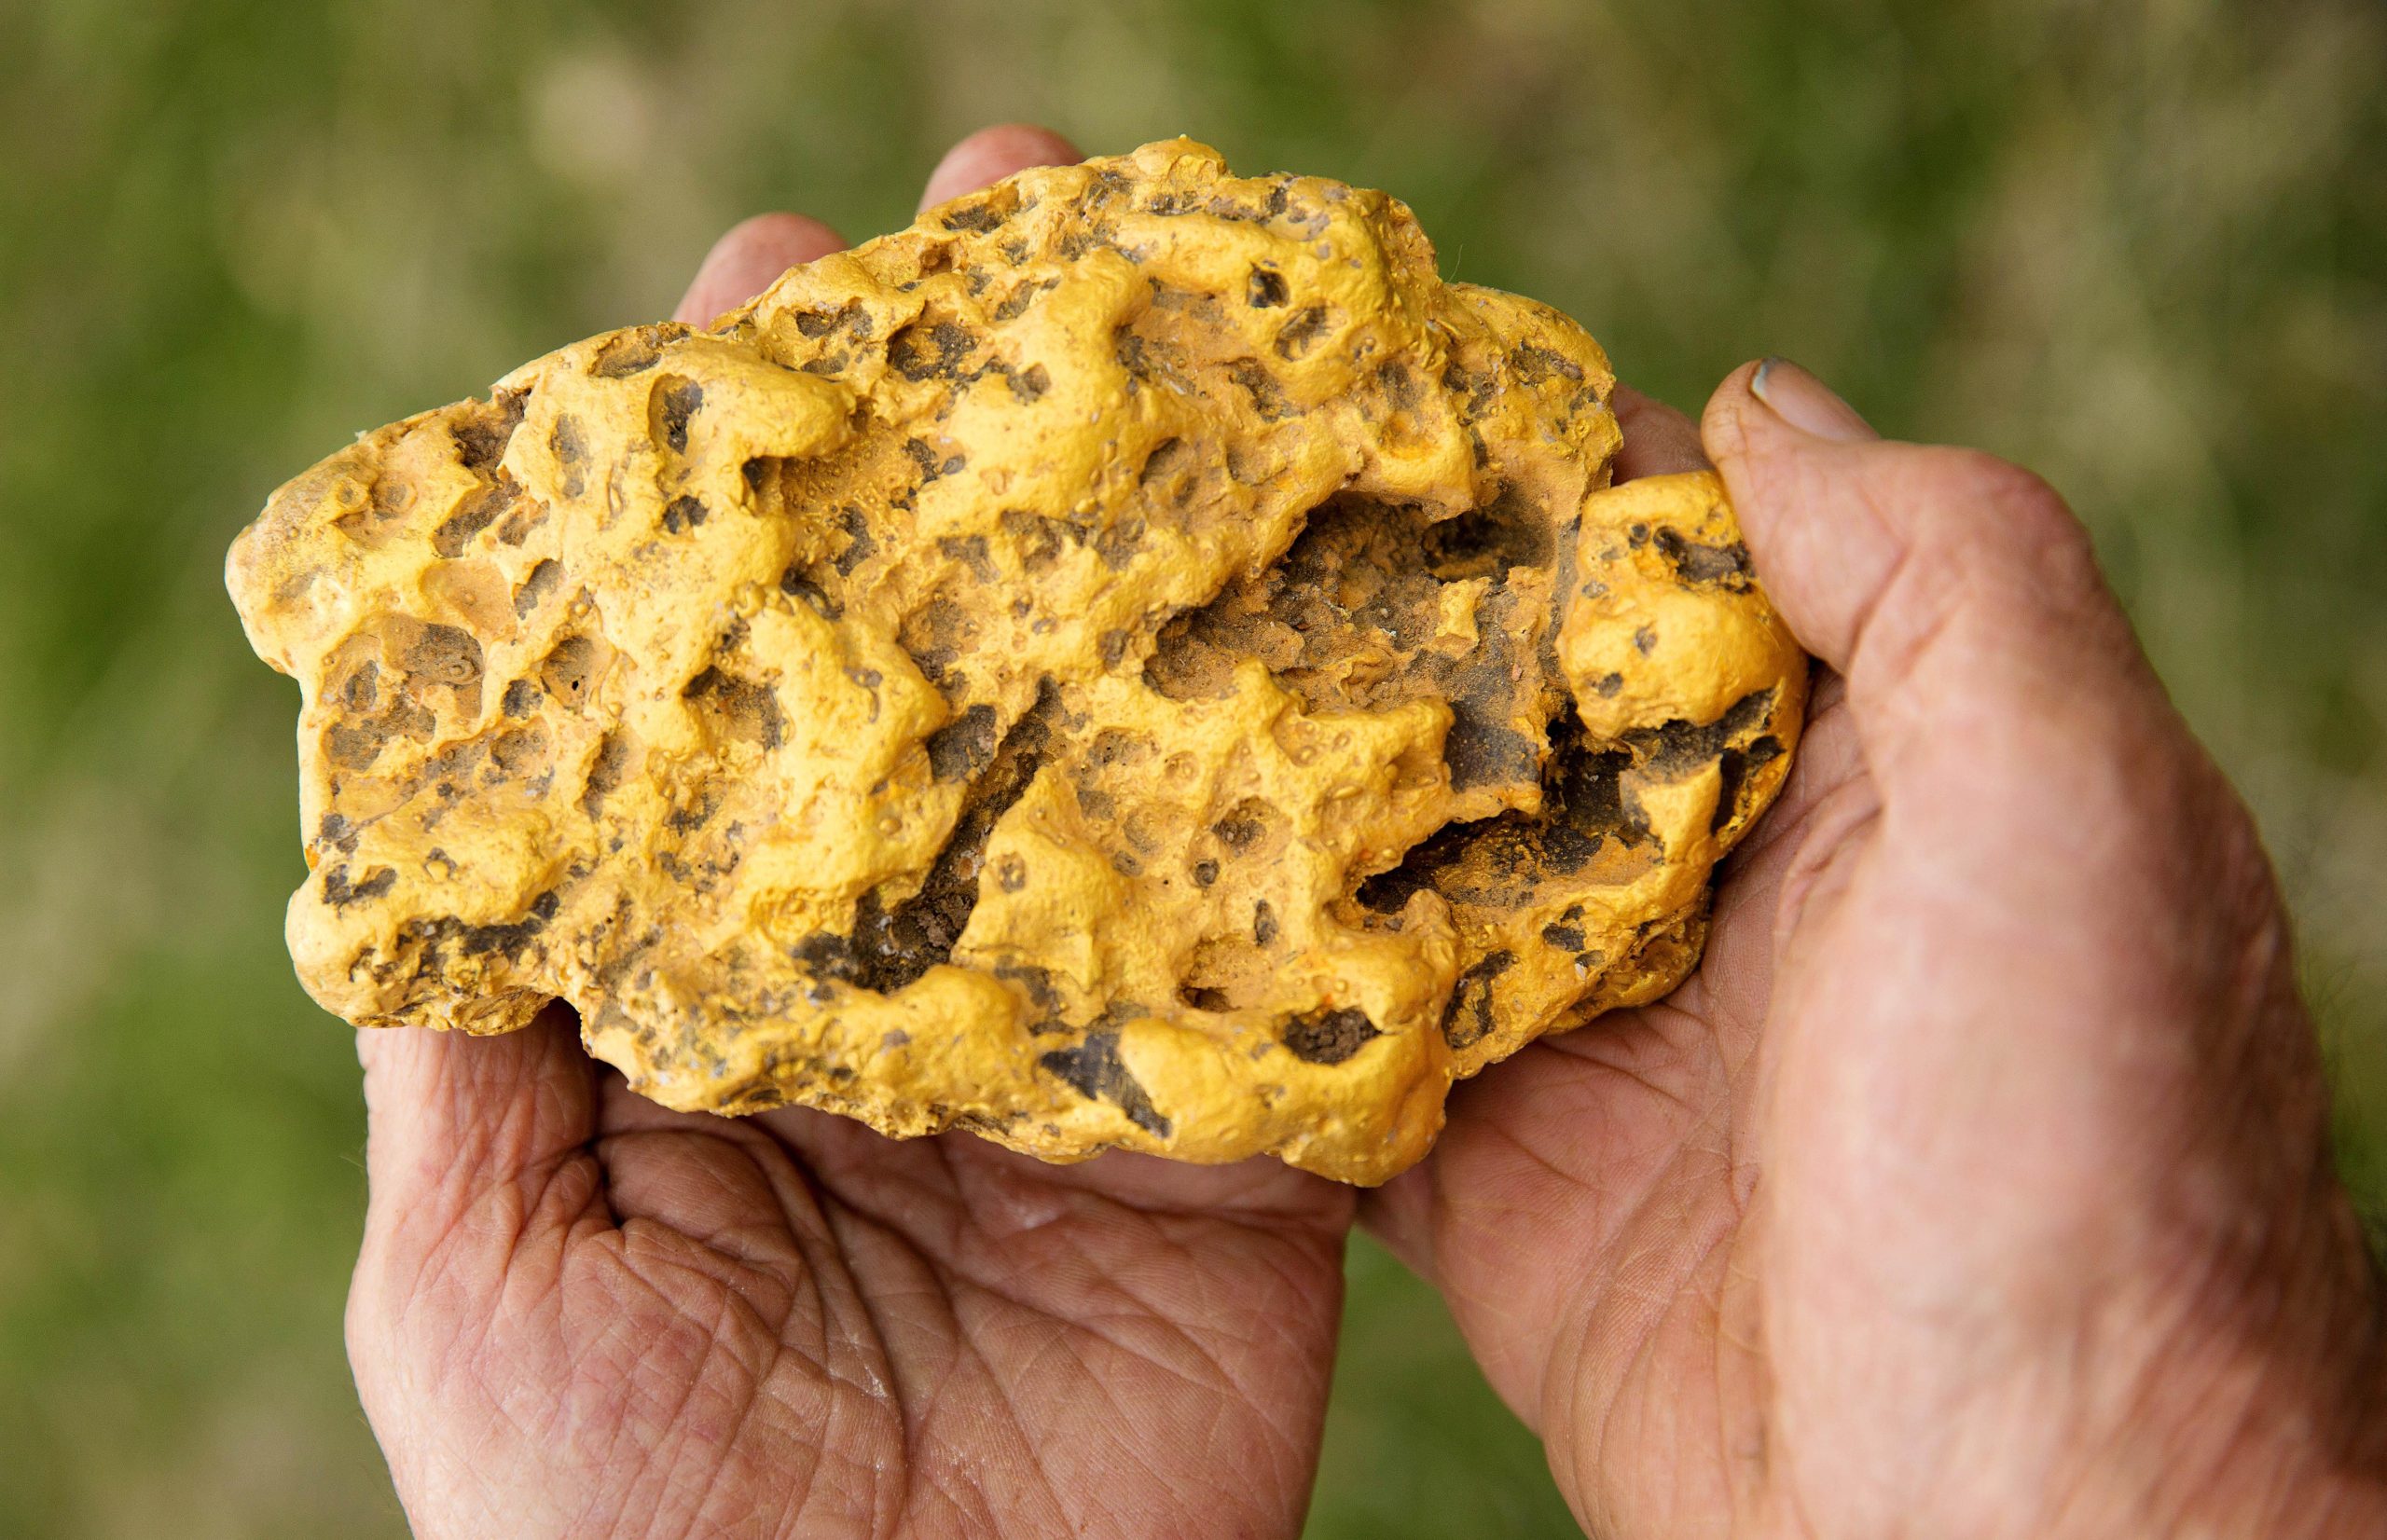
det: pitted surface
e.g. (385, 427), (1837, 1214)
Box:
(228, 139), (1804, 1183)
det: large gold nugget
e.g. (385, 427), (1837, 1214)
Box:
(228, 140), (1805, 1184)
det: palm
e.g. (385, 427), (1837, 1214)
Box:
(341, 130), (2380, 1536)
(1363, 671), (1868, 1534)
(346, 125), (1367, 1540)
(1368, 379), (2376, 1537)
(350, 1021), (1351, 1539)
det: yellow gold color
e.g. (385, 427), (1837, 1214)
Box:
(228, 140), (1805, 1183)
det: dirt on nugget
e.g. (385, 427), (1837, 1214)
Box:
(226, 138), (1806, 1184)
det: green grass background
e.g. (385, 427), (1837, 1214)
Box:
(3, 1), (2383, 1533)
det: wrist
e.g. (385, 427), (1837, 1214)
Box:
(2081, 1199), (2387, 1536)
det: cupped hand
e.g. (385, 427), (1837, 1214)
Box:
(346, 118), (2387, 1539)
(1368, 364), (2387, 1537)
(346, 125), (1355, 1540)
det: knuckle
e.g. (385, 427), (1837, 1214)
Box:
(1924, 447), (2103, 587)
(1938, 446), (2067, 524)
(1852, 447), (2123, 694)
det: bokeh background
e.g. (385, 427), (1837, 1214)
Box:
(4, 0), (2383, 1533)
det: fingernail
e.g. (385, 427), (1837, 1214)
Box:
(1750, 357), (1876, 443)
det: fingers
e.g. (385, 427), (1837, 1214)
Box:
(1356, 1162), (1440, 1286)
(672, 123), (1079, 329)
(673, 212), (849, 325)
(669, 123), (1080, 326)
(1610, 384), (1710, 481)
(1739, 355), (1875, 444)
(919, 122), (1083, 211)
(356, 1002), (604, 1249)
(1702, 358), (2156, 784)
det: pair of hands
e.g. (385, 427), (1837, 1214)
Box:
(347, 126), (2387, 1537)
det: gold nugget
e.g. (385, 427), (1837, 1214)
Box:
(228, 140), (1804, 1183)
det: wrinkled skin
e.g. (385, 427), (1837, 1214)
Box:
(348, 125), (2387, 1538)
(1367, 360), (2387, 1536)
(351, 128), (1357, 1540)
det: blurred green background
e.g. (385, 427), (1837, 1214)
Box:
(3, 0), (2383, 1533)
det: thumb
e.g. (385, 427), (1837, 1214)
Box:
(1703, 358), (2157, 791)
(355, 1004), (603, 1259)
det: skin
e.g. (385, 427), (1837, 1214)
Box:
(350, 124), (2387, 1538)
(1372, 367), (2387, 1536)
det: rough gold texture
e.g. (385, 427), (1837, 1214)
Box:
(228, 140), (1806, 1184)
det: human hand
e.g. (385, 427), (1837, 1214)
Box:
(344, 126), (1355, 1540)
(1368, 361), (2387, 1536)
